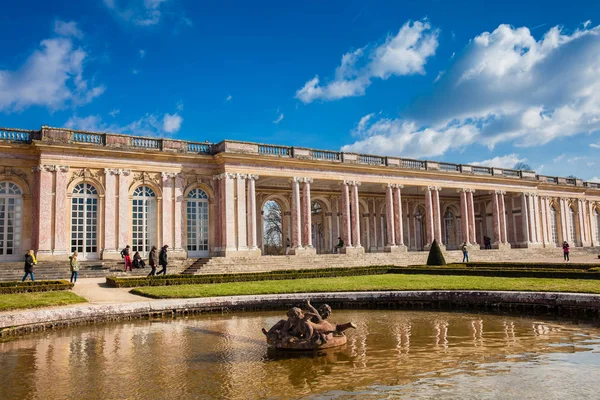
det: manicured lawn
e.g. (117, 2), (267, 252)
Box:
(0, 291), (87, 311)
(130, 274), (600, 299)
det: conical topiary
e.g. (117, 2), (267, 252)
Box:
(426, 239), (446, 266)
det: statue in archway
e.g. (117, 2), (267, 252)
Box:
(262, 300), (356, 350)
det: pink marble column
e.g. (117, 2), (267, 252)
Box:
(32, 166), (54, 254)
(301, 178), (313, 248)
(527, 193), (537, 243)
(117, 170), (131, 249)
(577, 199), (585, 246)
(533, 195), (542, 244)
(432, 187), (442, 244)
(425, 187), (434, 246)
(341, 182), (352, 248)
(351, 181), (362, 248)
(236, 174), (248, 250)
(588, 201), (595, 245)
(460, 190), (469, 246)
(369, 198), (377, 251)
(214, 173), (236, 252)
(467, 190), (477, 245)
(540, 196), (548, 246)
(499, 191), (508, 244)
(521, 193), (530, 243)
(53, 166), (69, 254)
(174, 173), (185, 250)
(247, 175), (259, 250)
(491, 191), (501, 245)
(385, 184), (396, 247)
(394, 185), (405, 246)
(161, 173), (174, 248)
(331, 196), (340, 247)
(103, 169), (117, 252)
(291, 177), (302, 248)
(559, 198), (568, 242)
(405, 200), (411, 249)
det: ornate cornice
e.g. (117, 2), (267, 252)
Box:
(104, 168), (131, 176)
(33, 165), (69, 173)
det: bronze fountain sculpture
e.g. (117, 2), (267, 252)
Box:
(262, 300), (356, 350)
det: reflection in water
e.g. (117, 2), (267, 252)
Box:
(1, 310), (599, 399)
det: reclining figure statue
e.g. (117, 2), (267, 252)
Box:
(262, 300), (356, 350)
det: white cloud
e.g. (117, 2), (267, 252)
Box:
(0, 26), (104, 112)
(66, 110), (182, 136)
(108, 108), (120, 117)
(295, 19), (439, 103)
(343, 22), (600, 157)
(589, 176), (600, 182)
(103, 0), (190, 27)
(273, 112), (284, 124)
(471, 153), (527, 169)
(139, 49), (146, 58)
(54, 20), (83, 39)
(225, 94), (232, 102)
(553, 154), (565, 162)
(162, 113), (182, 133)
(590, 142), (600, 149)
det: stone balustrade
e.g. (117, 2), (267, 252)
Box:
(0, 125), (598, 190)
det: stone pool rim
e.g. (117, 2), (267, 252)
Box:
(1, 290), (600, 338)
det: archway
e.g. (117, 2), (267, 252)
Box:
(443, 208), (458, 250)
(414, 205), (426, 251)
(311, 200), (326, 253)
(263, 200), (283, 255)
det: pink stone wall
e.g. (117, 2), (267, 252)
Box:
(37, 169), (53, 252)
(162, 175), (173, 247)
(104, 172), (116, 251)
(174, 175), (185, 249)
(118, 173), (131, 248)
(53, 168), (68, 252)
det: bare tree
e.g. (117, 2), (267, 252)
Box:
(263, 201), (283, 250)
(513, 162), (531, 171)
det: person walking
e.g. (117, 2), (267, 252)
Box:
(563, 241), (570, 262)
(69, 251), (80, 283)
(157, 245), (169, 275)
(147, 246), (157, 277)
(22, 250), (35, 282)
(121, 245), (132, 272)
(461, 242), (469, 263)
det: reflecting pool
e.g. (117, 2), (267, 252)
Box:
(1, 310), (599, 399)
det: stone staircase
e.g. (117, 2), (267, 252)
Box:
(0, 259), (193, 282)
(181, 258), (212, 275)
(182, 247), (600, 275)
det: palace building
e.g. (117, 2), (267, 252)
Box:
(1, 125), (599, 264)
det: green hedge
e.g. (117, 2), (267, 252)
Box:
(106, 263), (600, 288)
(389, 267), (600, 279)
(448, 262), (596, 270)
(0, 280), (74, 294)
(106, 266), (393, 288)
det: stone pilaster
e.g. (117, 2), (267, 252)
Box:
(425, 187), (434, 247)
(521, 193), (530, 245)
(467, 189), (477, 245)
(174, 173), (185, 252)
(559, 198), (568, 242)
(459, 189), (469, 246)
(247, 174), (259, 251)
(499, 191), (508, 245)
(291, 177), (302, 249)
(369, 198), (378, 252)
(117, 170), (131, 250)
(53, 166), (69, 255)
(161, 172), (175, 248)
(384, 184), (396, 250)
(432, 187), (442, 245)
(301, 178), (313, 249)
(236, 174), (248, 250)
(540, 196), (549, 247)
(393, 185), (406, 249)
(350, 181), (362, 249)
(31, 165), (57, 257)
(213, 173), (237, 255)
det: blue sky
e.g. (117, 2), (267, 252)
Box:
(1, 0), (600, 180)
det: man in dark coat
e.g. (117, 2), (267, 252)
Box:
(147, 246), (158, 277)
(22, 250), (35, 281)
(157, 245), (169, 275)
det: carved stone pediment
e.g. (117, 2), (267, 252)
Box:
(69, 168), (103, 185)
(132, 171), (161, 187)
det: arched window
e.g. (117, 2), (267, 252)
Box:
(132, 186), (157, 255)
(549, 205), (559, 246)
(71, 183), (98, 259)
(0, 182), (22, 260)
(187, 188), (209, 257)
(569, 206), (577, 244)
(444, 210), (455, 249)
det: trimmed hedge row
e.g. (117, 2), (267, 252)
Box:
(390, 267), (600, 280)
(107, 263), (600, 288)
(450, 262), (597, 270)
(106, 266), (393, 288)
(0, 280), (74, 294)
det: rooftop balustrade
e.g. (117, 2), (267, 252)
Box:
(0, 125), (597, 190)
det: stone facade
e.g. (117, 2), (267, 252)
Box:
(1, 125), (600, 262)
